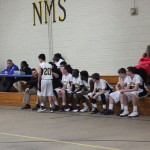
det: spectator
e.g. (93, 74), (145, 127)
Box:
(135, 45), (150, 83)
(53, 53), (65, 69)
(13, 61), (32, 92)
(1, 59), (19, 92)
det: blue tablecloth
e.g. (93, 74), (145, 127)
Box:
(0, 74), (32, 78)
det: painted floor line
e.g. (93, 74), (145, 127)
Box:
(0, 132), (121, 150)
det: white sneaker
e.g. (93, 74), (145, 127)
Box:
(120, 111), (129, 117)
(128, 111), (139, 117)
(73, 109), (78, 113)
(38, 107), (46, 113)
(65, 108), (70, 112)
(80, 107), (89, 112)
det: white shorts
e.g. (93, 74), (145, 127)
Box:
(124, 89), (144, 101)
(88, 92), (109, 101)
(109, 91), (121, 103)
(40, 80), (53, 97)
(54, 88), (72, 99)
(83, 94), (90, 100)
(37, 90), (41, 96)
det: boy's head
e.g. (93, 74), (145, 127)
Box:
(126, 66), (136, 76)
(91, 73), (100, 82)
(60, 66), (68, 75)
(72, 69), (79, 78)
(118, 68), (126, 78)
(80, 70), (89, 81)
(38, 54), (45, 63)
(60, 61), (67, 68)
(53, 53), (63, 62)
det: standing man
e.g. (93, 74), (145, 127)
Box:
(37, 54), (54, 113)
(1, 59), (19, 92)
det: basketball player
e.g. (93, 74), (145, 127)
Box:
(37, 54), (54, 113)
(120, 66), (148, 117)
(54, 65), (73, 112)
(65, 69), (83, 112)
(103, 68), (131, 115)
(88, 73), (113, 114)
(75, 70), (94, 112)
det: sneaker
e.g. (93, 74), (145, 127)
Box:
(59, 106), (66, 112)
(80, 107), (89, 112)
(90, 108), (98, 114)
(103, 109), (114, 115)
(32, 104), (40, 111)
(99, 109), (107, 115)
(65, 106), (73, 112)
(21, 104), (31, 109)
(49, 107), (54, 113)
(128, 111), (139, 117)
(116, 109), (124, 116)
(120, 111), (129, 117)
(37, 106), (46, 113)
(73, 107), (80, 112)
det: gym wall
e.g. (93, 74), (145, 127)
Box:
(0, 0), (150, 75)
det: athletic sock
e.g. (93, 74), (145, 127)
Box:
(133, 106), (138, 112)
(102, 105), (106, 109)
(109, 104), (113, 110)
(54, 101), (58, 105)
(62, 102), (66, 106)
(93, 104), (97, 108)
(124, 105), (128, 111)
(121, 104), (124, 110)
(83, 102), (88, 108)
(41, 103), (44, 107)
(76, 104), (80, 107)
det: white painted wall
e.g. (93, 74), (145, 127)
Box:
(0, 0), (150, 75)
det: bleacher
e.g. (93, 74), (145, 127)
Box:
(0, 76), (150, 115)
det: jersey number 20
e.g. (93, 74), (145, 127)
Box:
(44, 68), (51, 75)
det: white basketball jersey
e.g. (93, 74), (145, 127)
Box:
(82, 78), (92, 90)
(40, 62), (53, 80)
(118, 76), (131, 89)
(73, 76), (83, 88)
(62, 73), (73, 89)
(94, 79), (113, 92)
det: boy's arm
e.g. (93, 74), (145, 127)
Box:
(38, 65), (42, 90)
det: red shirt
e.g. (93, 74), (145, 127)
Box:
(135, 57), (150, 75)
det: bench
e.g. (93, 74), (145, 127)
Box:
(0, 76), (149, 115)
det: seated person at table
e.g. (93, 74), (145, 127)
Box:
(1, 59), (19, 92)
(13, 61), (31, 92)
(21, 68), (39, 109)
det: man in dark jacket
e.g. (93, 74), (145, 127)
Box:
(21, 68), (39, 109)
